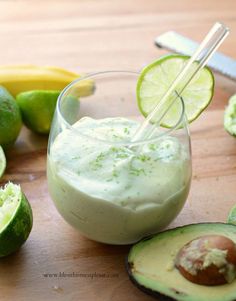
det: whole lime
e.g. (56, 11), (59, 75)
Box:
(16, 90), (60, 134)
(0, 86), (22, 148)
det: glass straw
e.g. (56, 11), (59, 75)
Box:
(131, 22), (229, 143)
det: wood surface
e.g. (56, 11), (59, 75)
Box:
(0, 1), (236, 300)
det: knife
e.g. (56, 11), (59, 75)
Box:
(155, 31), (236, 81)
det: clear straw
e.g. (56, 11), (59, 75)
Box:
(131, 22), (229, 143)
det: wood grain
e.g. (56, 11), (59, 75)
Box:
(0, 1), (236, 300)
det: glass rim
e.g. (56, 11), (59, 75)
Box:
(56, 70), (187, 146)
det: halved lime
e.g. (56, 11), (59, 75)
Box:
(0, 182), (33, 257)
(0, 146), (6, 178)
(224, 94), (236, 137)
(137, 55), (214, 127)
(227, 204), (236, 225)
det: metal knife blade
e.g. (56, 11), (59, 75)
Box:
(155, 31), (236, 81)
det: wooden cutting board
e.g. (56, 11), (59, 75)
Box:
(1, 1), (236, 300)
(0, 100), (236, 301)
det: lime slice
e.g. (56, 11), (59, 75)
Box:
(227, 205), (236, 225)
(0, 182), (33, 257)
(0, 146), (6, 178)
(16, 90), (60, 134)
(224, 94), (236, 137)
(137, 55), (214, 127)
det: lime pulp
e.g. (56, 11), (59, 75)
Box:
(136, 54), (214, 127)
(224, 94), (236, 137)
(0, 182), (33, 257)
(0, 146), (6, 178)
(227, 205), (236, 225)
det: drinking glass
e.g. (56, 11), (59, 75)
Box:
(47, 71), (192, 245)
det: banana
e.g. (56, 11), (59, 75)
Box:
(0, 65), (95, 97)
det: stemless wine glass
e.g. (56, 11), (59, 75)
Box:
(47, 71), (192, 245)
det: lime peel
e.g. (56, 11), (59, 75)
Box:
(0, 86), (22, 148)
(224, 94), (236, 137)
(16, 90), (60, 134)
(0, 182), (33, 257)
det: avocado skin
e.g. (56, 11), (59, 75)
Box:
(126, 222), (236, 301)
(126, 232), (188, 301)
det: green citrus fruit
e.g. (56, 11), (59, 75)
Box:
(137, 54), (214, 127)
(0, 146), (6, 179)
(16, 90), (60, 134)
(0, 182), (33, 257)
(224, 94), (236, 137)
(0, 86), (22, 148)
(227, 204), (236, 225)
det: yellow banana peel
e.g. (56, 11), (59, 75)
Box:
(0, 65), (95, 97)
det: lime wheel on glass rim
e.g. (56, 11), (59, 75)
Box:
(0, 86), (22, 149)
(136, 54), (214, 127)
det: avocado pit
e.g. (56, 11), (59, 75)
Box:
(175, 235), (236, 286)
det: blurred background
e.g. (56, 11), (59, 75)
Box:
(1, 1), (234, 70)
(2, 0), (235, 109)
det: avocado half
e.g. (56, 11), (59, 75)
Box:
(126, 223), (236, 301)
